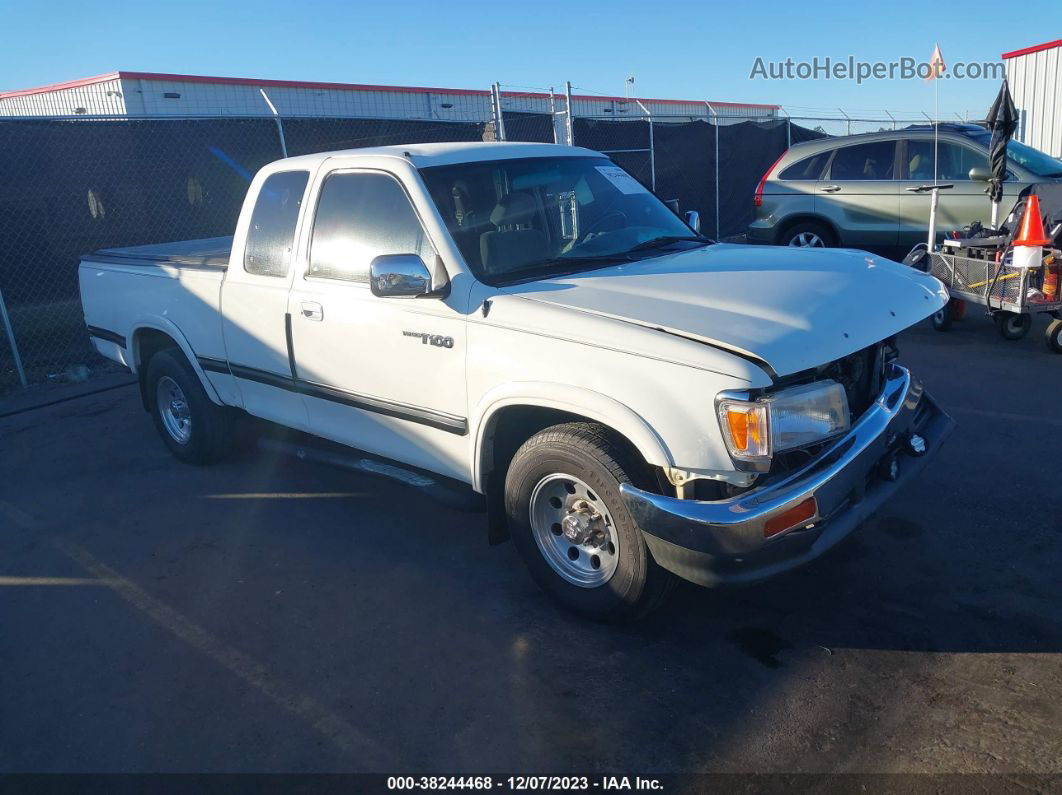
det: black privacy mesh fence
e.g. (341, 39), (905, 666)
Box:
(0, 113), (821, 397)
(0, 116), (485, 396)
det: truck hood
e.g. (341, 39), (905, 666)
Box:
(501, 243), (947, 376)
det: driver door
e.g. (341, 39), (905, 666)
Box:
(286, 168), (469, 481)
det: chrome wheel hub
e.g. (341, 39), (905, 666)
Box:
(156, 375), (192, 444)
(529, 474), (620, 588)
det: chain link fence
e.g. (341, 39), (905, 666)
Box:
(0, 115), (492, 397)
(0, 104), (931, 399)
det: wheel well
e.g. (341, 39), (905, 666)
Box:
(133, 328), (181, 411)
(776, 215), (838, 245)
(479, 405), (662, 544)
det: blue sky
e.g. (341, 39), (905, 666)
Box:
(3, 0), (1051, 118)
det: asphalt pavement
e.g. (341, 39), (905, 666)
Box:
(1, 312), (1059, 774)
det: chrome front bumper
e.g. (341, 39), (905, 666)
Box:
(620, 364), (954, 587)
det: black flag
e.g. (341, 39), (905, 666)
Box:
(985, 80), (1018, 205)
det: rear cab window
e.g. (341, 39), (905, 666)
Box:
(244, 171), (310, 277)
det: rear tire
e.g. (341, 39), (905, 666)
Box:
(146, 349), (234, 465)
(504, 422), (675, 621)
(780, 221), (833, 249)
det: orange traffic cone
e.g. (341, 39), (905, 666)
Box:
(1012, 194), (1050, 269)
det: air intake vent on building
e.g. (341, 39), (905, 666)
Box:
(163, 92), (181, 99)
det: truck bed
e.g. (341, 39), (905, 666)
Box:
(83, 236), (232, 270)
(79, 236), (231, 373)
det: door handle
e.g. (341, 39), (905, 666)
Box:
(301, 301), (323, 321)
(821, 185), (841, 193)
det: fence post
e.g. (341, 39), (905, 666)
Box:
(635, 100), (656, 192)
(706, 102), (721, 241)
(259, 89), (288, 158)
(0, 287), (27, 389)
(564, 81), (574, 146)
(549, 87), (558, 145)
(491, 83), (507, 141)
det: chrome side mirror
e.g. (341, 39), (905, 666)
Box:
(968, 166), (991, 182)
(685, 210), (701, 234)
(369, 254), (446, 299)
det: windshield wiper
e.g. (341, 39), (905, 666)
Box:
(624, 235), (713, 253)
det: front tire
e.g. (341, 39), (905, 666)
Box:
(994, 311), (1031, 341)
(146, 349), (234, 465)
(504, 422), (675, 621)
(931, 300), (953, 331)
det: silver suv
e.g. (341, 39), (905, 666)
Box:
(747, 123), (1062, 254)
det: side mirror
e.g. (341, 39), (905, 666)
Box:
(685, 210), (701, 234)
(370, 254), (445, 299)
(969, 167), (991, 182)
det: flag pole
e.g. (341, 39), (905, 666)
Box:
(933, 43), (939, 184)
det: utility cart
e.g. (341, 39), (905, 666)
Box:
(906, 183), (1062, 350)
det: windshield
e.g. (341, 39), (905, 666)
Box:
(968, 132), (1062, 177)
(420, 156), (704, 285)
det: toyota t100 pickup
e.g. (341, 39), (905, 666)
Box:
(80, 142), (953, 620)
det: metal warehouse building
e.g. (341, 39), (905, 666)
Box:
(0, 71), (778, 123)
(1003, 39), (1062, 157)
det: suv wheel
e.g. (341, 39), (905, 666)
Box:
(782, 221), (833, 248)
(504, 422), (675, 621)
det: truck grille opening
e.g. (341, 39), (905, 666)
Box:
(763, 339), (894, 477)
(817, 341), (887, 422)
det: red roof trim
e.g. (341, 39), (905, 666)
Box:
(1, 70), (779, 110)
(0, 71), (121, 99)
(1001, 39), (1062, 59)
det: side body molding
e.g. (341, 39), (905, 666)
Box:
(129, 315), (226, 406)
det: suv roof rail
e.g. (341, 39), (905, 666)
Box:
(903, 122), (989, 134)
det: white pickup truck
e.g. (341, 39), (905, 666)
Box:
(80, 142), (953, 619)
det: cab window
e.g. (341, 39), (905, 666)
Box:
(244, 171), (310, 277)
(309, 172), (435, 283)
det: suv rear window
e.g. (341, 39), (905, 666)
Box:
(778, 152), (829, 180)
(829, 141), (896, 180)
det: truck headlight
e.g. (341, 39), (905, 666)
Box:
(718, 381), (850, 463)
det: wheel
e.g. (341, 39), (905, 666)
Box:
(504, 422), (676, 621)
(146, 349), (234, 464)
(994, 311), (1031, 341)
(931, 300), (953, 331)
(781, 221), (832, 249)
(1046, 318), (1062, 353)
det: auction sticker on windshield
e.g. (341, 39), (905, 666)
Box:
(595, 165), (646, 194)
